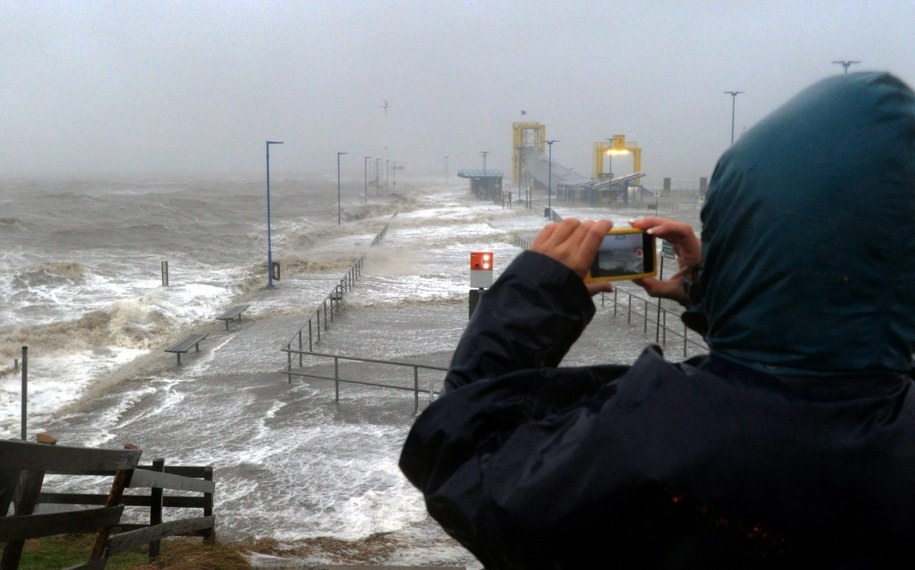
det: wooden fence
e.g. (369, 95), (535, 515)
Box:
(0, 435), (214, 569)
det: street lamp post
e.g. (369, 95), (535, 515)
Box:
(724, 91), (743, 145)
(364, 156), (371, 203)
(375, 158), (381, 196)
(480, 151), (489, 197)
(337, 151), (347, 224)
(547, 140), (558, 218)
(265, 140), (283, 289)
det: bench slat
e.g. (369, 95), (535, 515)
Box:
(164, 333), (208, 364)
(215, 304), (249, 330)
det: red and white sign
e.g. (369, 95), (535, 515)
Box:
(470, 251), (494, 288)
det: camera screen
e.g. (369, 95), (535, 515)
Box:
(590, 232), (652, 278)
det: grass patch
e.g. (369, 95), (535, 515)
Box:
(8, 534), (253, 569)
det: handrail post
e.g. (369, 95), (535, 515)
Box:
(414, 367), (420, 413)
(308, 319), (313, 352)
(644, 300), (649, 334)
(662, 307), (667, 345)
(298, 330), (303, 367)
(287, 344), (293, 384)
(334, 357), (340, 402)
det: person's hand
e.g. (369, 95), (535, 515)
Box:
(629, 217), (700, 305)
(530, 218), (615, 296)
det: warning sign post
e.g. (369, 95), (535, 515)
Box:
(469, 251), (494, 317)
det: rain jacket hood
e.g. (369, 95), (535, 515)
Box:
(692, 72), (915, 376)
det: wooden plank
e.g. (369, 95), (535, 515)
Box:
(104, 516), (215, 556)
(0, 505), (124, 541)
(38, 492), (208, 510)
(89, 444), (138, 561)
(129, 468), (215, 493)
(0, 440), (141, 473)
(0, 470), (19, 519)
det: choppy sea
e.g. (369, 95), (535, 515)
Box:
(0, 175), (703, 567)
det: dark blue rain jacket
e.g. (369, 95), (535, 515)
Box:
(400, 73), (915, 569)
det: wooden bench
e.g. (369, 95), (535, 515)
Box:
(215, 304), (249, 330)
(164, 333), (208, 365)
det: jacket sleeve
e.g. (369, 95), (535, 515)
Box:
(399, 250), (623, 568)
(444, 250), (597, 391)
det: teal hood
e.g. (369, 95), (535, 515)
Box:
(693, 72), (915, 376)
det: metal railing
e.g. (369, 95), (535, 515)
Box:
(281, 349), (448, 413)
(597, 286), (707, 358)
(282, 220), (392, 361)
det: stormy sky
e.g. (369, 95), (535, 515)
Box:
(3, 1), (914, 188)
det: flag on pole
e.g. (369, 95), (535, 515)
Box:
(520, 110), (527, 116)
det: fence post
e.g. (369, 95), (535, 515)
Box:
(628, 295), (632, 325)
(202, 465), (215, 543)
(21, 346), (27, 441)
(309, 319), (314, 351)
(148, 458), (165, 559)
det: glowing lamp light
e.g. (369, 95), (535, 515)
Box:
(470, 251), (494, 271)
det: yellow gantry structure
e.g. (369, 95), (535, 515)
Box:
(594, 134), (642, 185)
(512, 122), (547, 185)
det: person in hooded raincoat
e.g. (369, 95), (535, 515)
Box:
(399, 71), (915, 569)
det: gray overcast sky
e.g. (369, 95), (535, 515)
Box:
(3, 0), (914, 188)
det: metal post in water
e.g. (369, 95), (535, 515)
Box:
(21, 346), (27, 440)
(287, 346), (292, 384)
(297, 330), (303, 367)
(309, 319), (313, 351)
(161, 261), (169, 287)
(414, 367), (420, 414)
(334, 357), (340, 402)
(644, 300), (649, 334)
